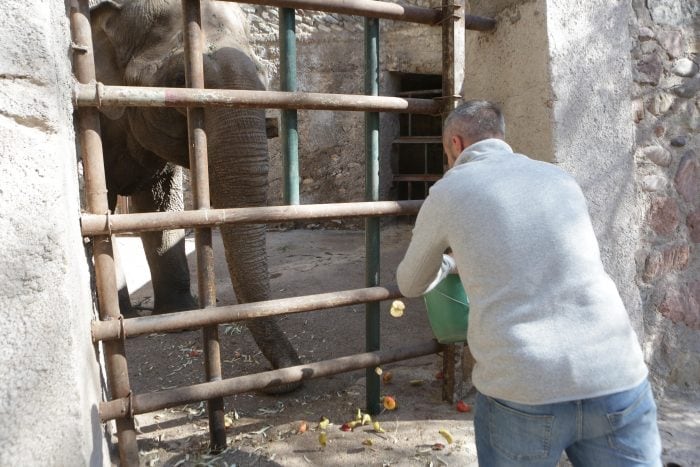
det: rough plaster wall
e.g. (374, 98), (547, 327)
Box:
(546, 1), (644, 338)
(464, 0), (554, 161)
(0, 1), (108, 465)
(630, 0), (700, 392)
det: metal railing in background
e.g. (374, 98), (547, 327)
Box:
(69, 0), (493, 464)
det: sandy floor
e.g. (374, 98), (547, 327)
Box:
(112, 225), (699, 466)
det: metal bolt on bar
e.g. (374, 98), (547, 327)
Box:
(100, 340), (442, 422)
(181, 0), (226, 451)
(74, 83), (442, 115)
(70, 1), (139, 465)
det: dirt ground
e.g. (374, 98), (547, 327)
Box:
(113, 224), (699, 467)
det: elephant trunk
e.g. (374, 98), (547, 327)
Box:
(205, 101), (302, 394)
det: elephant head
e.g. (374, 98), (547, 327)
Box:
(90, 0), (301, 393)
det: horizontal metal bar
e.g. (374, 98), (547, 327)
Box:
(224, 0), (495, 30)
(81, 200), (423, 236)
(99, 339), (441, 421)
(228, 0), (440, 24)
(75, 83), (442, 115)
(93, 285), (402, 342)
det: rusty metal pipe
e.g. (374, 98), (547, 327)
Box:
(74, 84), (442, 115)
(182, 0), (226, 451)
(100, 339), (441, 421)
(81, 200), (423, 235)
(70, 1), (139, 465)
(228, 0), (440, 24)
(93, 285), (401, 341)
(222, 0), (495, 30)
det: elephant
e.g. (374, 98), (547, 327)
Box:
(89, 0), (301, 392)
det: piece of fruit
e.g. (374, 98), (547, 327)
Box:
(456, 400), (472, 413)
(372, 421), (386, 433)
(355, 409), (363, 422)
(224, 414), (234, 428)
(438, 428), (454, 444)
(319, 432), (327, 447)
(382, 371), (393, 384)
(339, 420), (361, 432)
(318, 416), (330, 430)
(298, 421), (308, 433)
(432, 443), (445, 451)
(361, 413), (372, 426)
(375, 366), (383, 375)
(362, 438), (373, 446)
(382, 395), (397, 411)
(389, 300), (405, 317)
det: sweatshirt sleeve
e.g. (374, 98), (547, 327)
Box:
(396, 192), (450, 297)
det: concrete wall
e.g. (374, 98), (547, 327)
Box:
(464, 0), (554, 162)
(0, 1), (109, 465)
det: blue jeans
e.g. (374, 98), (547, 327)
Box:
(474, 379), (662, 466)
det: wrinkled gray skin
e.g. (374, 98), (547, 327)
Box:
(91, 0), (301, 392)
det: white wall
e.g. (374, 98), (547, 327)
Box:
(0, 1), (109, 464)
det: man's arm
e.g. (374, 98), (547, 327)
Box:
(396, 193), (451, 297)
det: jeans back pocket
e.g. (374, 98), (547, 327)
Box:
(488, 396), (555, 462)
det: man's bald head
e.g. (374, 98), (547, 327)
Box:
(443, 100), (505, 144)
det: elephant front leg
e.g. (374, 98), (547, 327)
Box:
(131, 165), (197, 314)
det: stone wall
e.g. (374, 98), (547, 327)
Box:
(0, 0), (109, 465)
(630, 0), (700, 391)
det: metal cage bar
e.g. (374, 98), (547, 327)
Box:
(100, 340), (442, 422)
(93, 285), (402, 342)
(221, 0), (496, 30)
(440, 0), (466, 404)
(74, 84), (442, 114)
(364, 16), (381, 416)
(69, 1), (140, 465)
(181, 0), (226, 450)
(81, 200), (422, 235)
(280, 7), (300, 205)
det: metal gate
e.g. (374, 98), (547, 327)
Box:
(69, 0), (494, 464)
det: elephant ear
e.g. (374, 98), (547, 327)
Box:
(90, 1), (126, 120)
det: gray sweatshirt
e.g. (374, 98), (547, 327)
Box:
(397, 139), (648, 405)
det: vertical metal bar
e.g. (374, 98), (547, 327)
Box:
(364, 16), (381, 416)
(69, 1), (140, 465)
(441, 0), (466, 404)
(280, 7), (300, 205)
(181, 0), (226, 451)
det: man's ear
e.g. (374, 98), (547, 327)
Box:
(451, 135), (464, 153)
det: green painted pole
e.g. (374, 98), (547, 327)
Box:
(280, 7), (299, 205)
(364, 16), (381, 416)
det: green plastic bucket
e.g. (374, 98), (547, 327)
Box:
(423, 274), (469, 344)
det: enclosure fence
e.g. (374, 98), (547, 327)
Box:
(69, 1), (494, 464)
